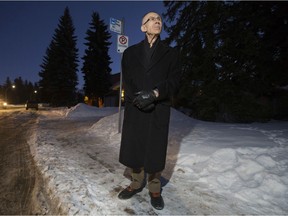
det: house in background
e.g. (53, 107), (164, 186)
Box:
(104, 72), (124, 107)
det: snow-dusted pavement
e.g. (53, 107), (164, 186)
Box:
(28, 104), (288, 215)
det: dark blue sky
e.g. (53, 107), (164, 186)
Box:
(0, 1), (168, 88)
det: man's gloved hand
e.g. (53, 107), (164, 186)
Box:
(141, 103), (155, 112)
(133, 90), (157, 109)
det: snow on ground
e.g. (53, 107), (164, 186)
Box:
(28, 103), (288, 215)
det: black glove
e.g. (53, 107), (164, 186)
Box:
(141, 103), (155, 112)
(133, 90), (157, 110)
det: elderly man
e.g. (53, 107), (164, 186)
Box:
(118, 11), (181, 210)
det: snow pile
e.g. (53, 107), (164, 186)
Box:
(29, 103), (288, 215)
(65, 103), (118, 119)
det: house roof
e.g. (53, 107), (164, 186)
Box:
(110, 73), (120, 90)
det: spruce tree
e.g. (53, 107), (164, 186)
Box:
(2, 77), (13, 103)
(163, 1), (288, 122)
(163, 1), (225, 120)
(39, 7), (79, 107)
(0, 77), (38, 104)
(81, 12), (112, 107)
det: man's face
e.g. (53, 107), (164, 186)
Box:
(141, 12), (162, 35)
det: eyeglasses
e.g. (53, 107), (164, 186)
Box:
(142, 16), (162, 25)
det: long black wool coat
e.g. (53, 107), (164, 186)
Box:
(119, 39), (181, 173)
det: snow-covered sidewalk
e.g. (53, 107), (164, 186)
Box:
(28, 103), (288, 215)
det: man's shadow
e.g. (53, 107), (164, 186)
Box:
(161, 109), (195, 187)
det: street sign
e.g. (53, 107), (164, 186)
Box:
(117, 35), (128, 53)
(110, 18), (122, 34)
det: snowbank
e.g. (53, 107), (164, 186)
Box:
(29, 103), (288, 215)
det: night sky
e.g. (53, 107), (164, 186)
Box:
(0, 1), (168, 88)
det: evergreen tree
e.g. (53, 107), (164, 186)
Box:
(163, 1), (288, 122)
(164, 1), (225, 120)
(13, 77), (24, 104)
(39, 7), (79, 107)
(81, 12), (112, 107)
(38, 40), (56, 103)
(0, 76), (39, 104)
(1, 77), (13, 102)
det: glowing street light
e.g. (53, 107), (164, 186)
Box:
(5, 84), (16, 103)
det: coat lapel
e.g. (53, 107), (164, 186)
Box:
(135, 41), (147, 69)
(135, 40), (169, 71)
(147, 42), (169, 71)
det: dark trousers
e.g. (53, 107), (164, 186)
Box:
(130, 168), (161, 193)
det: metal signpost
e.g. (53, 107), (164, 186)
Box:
(110, 18), (122, 34)
(110, 17), (128, 133)
(117, 35), (129, 53)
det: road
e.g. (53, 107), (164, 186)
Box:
(0, 109), (50, 214)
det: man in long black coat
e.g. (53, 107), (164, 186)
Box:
(118, 11), (182, 210)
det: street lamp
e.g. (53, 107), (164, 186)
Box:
(5, 84), (16, 103)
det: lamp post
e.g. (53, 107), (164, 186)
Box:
(5, 84), (16, 103)
(33, 90), (38, 101)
